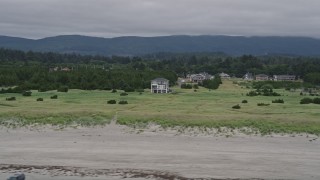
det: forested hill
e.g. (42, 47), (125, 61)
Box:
(1, 35), (320, 56)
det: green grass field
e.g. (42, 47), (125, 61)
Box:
(1, 80), (319, 134)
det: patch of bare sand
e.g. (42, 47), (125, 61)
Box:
(0, 124), (319, 180)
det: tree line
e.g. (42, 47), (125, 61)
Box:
(0, 48), (319, 92)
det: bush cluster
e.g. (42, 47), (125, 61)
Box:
(257, 103), (270, 106)
(181, 84), (193, 89)
(300, 97), (320, 104)
(314, 98), (320, 104)
(50, 95), (58, 99)
(120, 92), (128, 96)
(246, 91), (259, 96)
(232, 104), (241, 109)
(107, 100), (117, 104)
(37, 98), (43, 101)
(111, 89), (117, 93)
(118, 100), (128, 104)
(6, 97), (16, 101)
(272, 99), (284, 103)
(247, 90), (281, 96)
(242, 100), (248, 103)
(193, 84), (199, 89)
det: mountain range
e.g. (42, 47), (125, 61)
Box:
(1, 35), (320, 56)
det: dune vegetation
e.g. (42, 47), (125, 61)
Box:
(0, 80), (319, 134)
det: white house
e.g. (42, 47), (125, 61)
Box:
(151, 78), (170, 93)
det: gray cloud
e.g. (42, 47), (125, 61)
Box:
(0, 0), (320, 39)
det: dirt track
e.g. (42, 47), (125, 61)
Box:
(0, 125), (319, 180)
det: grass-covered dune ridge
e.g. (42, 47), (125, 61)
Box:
(0, 80), (319, 134)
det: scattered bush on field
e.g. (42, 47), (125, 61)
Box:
(120, 92), (128, 96)
(232, 104), (241, 109)
(313, 98), (320, 104)
(193, 84), (199, 89)
(242, 100), (248, 103)
(50, 95), (58, 99)
(257, 103), (270, 106)
(300, 98), (313, 104)
(246, 90), (259, 96)
(37, 98), (43, 101)
(111, 89), (117, 93)
(118, 100), (128, 104)
(181, 84), (192, 89)
(6, 97), (16, 101)
(247, 89), (281, 96)
(22, 91), (32, 96)
(272, 99), (284, 103)
(107, 100), (116, 104)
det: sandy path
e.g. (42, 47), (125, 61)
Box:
(0, 125), (319, 180)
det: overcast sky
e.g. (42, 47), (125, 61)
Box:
(1, 0), (320, 39)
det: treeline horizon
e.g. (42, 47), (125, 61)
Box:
(0, 48), (319, 92)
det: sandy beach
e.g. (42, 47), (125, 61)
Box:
(0, 124), (319, 180)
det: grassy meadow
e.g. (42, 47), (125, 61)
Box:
(0, 80), (319, 134)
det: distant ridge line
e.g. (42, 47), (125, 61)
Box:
(1, 35), (320, 56)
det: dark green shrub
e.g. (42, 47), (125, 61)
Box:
(57, 86), (68, 92)
(6, 97), (16, 101)
(181, 84), (192, 89)
(232, 104), (241, 109)
(118, 100), (128, 104)
(37, 98), (43, 101)
(242, 100), (248, 103)
(107, 100), (117, 104)
(194, 89), (197, 92)
(50, 95), (58, 99)
(111, 89), (117, 93)
(300, 92), (303, 96)
(22, 91), (32, 96)
(246, 91), (259, 96)
(313, 98), (320, 104)
(120, 92), (128, 96)
(269, 92), (281, 96)
(193, 84), (199, 89)
(272, 99), (284, 103)
(300, 98), (313, 104)
(257, 103), (270, 106)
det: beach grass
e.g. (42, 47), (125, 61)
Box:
(0, 80), (319, 134)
